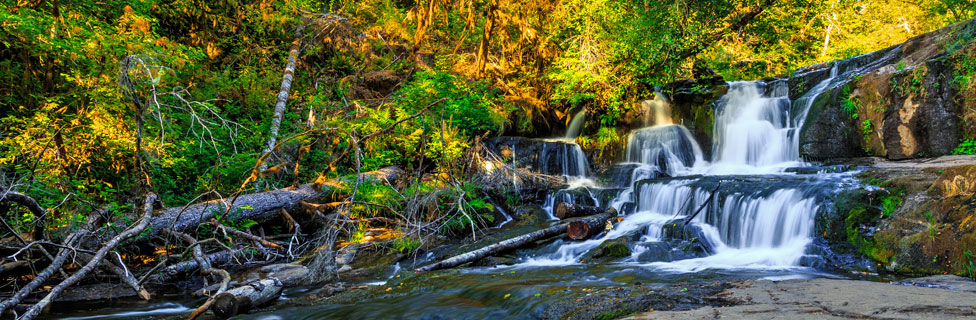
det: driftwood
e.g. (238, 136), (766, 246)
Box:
(416, 208), (617, 272)
(567, 210), (616, 240)
(554, 202), (603, 219)
(17, 194), (156, 320)
(145, 166), (404, 239)
(212, 278), (284, 319)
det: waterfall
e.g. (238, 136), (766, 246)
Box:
(523, 64), (844, 271)
(625, 125), (704, 176)
(565, 109), (586, 139)
(640, 91), (673, 127)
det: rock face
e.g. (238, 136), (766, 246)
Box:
(829, 156), (976, 275)
(796, 19), (976, 160)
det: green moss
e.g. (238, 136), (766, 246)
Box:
(595, 309), (635, 320)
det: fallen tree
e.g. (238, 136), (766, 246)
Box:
(145, 166), (404, 239)
(416, 208), (617, 272)
(554, 202), (603, 219)
(16, 193), (157, 320)
(567, 211), (616, 240)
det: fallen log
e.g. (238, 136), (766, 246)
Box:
(145, 167), (403, 239)
(0, 260), (30, 277)
(554, 202), (603, 219)
(416, 208), (617, 272)
(212, 278), (283, 319)
(567, 210), (616, 240)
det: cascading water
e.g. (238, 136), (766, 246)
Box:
(565, 109), (586, 139)
(523, 65), (845, 271)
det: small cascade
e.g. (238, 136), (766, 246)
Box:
(625, 125), (704, 176)
(565, 109), (586, 139)
(711, 81), (796, 171)
(640, 91), (673, 127)
(522, 63), (847, 271)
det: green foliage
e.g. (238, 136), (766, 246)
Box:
(861, 119), (873, 137)
(954, 139), (976, 154)
(881, 191), (904, 217)
(845, 207), (895, 263)
(841, 84), (861, 119)
(390, 235), (421, 254)
(965, 250), (976, 281)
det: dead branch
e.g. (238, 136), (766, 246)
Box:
(174, 231), (232, 320)
(258, 24), (306, 180)
(214, 222), (283, 249)
(17, 193), (156, 320)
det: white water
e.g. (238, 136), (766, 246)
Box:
(565, 109), (586, 139)
(640, 91), (673, 127)
(522, 66), (842, 272)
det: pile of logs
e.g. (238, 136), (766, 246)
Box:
(0, 167), (404, 320)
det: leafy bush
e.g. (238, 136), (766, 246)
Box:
(955, 139), (976, 155)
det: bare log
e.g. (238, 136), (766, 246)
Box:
(566, 210), (615, 240)
(212, 278), (283, 319)
(258, 25), (305, 176)
(17, 194), (156, 320)
(554, 202), (603, 219)
(145, 167), (404, 239)
(150, 249), (241, 282)
(416, 208), (617, 272)
(0, 213), (98, 315)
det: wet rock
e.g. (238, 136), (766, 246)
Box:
(662, 219), (716, 254)
(823, 156), (976, 275)
(659, 73), (728, 159)
(515, 204), (551, 227)
(634, 241), (676, 263)
(472, 255), (516, 267)
(544, 281), (733, 320)
(583, 237), (632, 261)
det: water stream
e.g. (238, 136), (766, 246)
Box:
(50, 64), (880, 320)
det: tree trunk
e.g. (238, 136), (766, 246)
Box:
(416, 208), (616, 272)
(258, 26), (305, 177)
(145, 167), (403, 239)
(413, 0), (438, 53)
(554, 202), (603, 219)
(476, 0), (497, 78)
(212, 278), (283, 319)
(566, 210), (615, 240)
